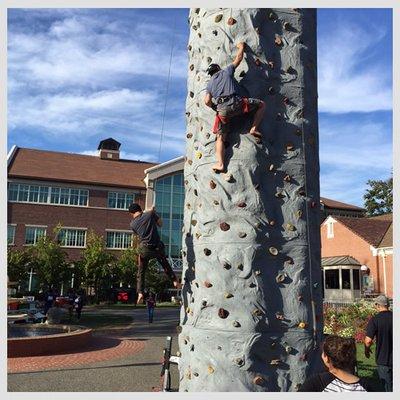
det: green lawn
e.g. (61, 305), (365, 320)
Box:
(356, 343), (383, 391)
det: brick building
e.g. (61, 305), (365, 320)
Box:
(321, 214), (393, 300)
(7, 138), (153, 264)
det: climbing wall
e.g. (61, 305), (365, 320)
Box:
(179, 8), (323, 392)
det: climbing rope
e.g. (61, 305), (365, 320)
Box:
(157, 15), (177, 162)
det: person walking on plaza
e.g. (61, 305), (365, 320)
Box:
(44, 287), (55, 315)
(204, 41), (266, 173)
(146, 292), (156, 323)
(74, 291), (84, 320)
(298, 335), (372, 392)
(128, 203), (181, 305)
(364, 295), (393, 392)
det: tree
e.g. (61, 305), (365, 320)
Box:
(146, 259), (171, 296)
(115, 246), (138, 288)
(30, 234), (68, 291)
(179, 9), (322, 392)
(7, 247), (32, 286)
(81, 230), (114, 303)
(364, 176), (393, 216)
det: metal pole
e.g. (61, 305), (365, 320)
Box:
(28, 268), (33, 292)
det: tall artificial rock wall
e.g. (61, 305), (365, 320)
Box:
(179, 8), (323, 392)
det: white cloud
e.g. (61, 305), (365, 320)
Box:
(318, 22), (392, 113)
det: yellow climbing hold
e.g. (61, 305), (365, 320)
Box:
(298, 322), (307, 329)
(208, 365), (215, 374)
(195, 151), (202, 159)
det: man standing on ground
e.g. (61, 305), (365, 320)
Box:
(204, 42), (266, 173)
(128, 203), (181, 304)
(364, 295), (393, 391)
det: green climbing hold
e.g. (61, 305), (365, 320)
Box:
(215, 14), (223, 23)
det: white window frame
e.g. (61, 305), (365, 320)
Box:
(24, 225), (47, 245)
(58, 227), (87, 248)
(8, 224), (16, 245)
(107, 191), (136, 210)
(8, 183), (88, 207)
(105, 229), (133, 249)
(327, 221), (334, 238)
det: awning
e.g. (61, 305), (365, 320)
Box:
(321, 255), (361, 267)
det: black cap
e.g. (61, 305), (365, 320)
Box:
(128, 203), (142, 213)
(206, 63), (221, 76)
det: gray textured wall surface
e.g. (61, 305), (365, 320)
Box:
(179, 8), (323, 392)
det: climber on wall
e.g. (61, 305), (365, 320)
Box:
(204, 41), (266, 173)
(128, 203), (182, 304)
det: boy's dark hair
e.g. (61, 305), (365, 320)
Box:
(128, 203), (142, 214)
(323, 335), (357, 372)
(206, 63), (221, 76)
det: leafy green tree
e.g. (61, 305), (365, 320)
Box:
(146, 259), (171, 296)
(7, 247), (32, 285)
(81, 230), (114, 303)
(115, 246), (138, 288)
(364, 176), (393, 216)
(30, 234), (69, 291)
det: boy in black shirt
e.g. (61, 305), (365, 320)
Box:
(129, 203), (181, 304)
(364, 295), (393, 391)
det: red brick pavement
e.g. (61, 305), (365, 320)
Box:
(8, 336), (146, 373)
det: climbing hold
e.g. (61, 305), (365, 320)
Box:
(213, 200), (219, 205)
(268, 86), (275, 95)
(253, 376), (264, 385)
(274, 35), (283, 46)
(238, 232), (247, 238)
(214, 14), (223, 23)
(283, 97), (290, 105)
(186, 133), (193, 139)
(298, 295), (303, 301)
(187, 45), (192, 51)
(276, 112), (282, 121)
(207, 57), (212, 64)
(205, 133), (210, 139)
(198, 33), (201, 38)
(286, 66), (296, 74)
(233, 320), (241, 328)
(195, 151), (202, 159)
(255, 270), (261, 276)
(254, 222), (261, 229)
(209, 180), (217, 189)
(275, 190), (285, 198)
(252, 308), (263, 317)
(286, 142), (294, 151)
(239, 70), (246, 77)
(189, 91), (194, 98)
(268, 164), (275, 172)
(254, 183), (260, 190)
(285, 345), (293, 353)
(276, 312), (284, 320)
(298, 321), (307, 329)
(184, 179), (188, 185)
(204, 281), (213, 288)
(270, 342), (277, 348)
(201, 300), (207, 308)
(270, 359), (281, 366)
(204, 248), (211, 256)
(185, 370), (192, 379)
(283, 21), (291, 30)
(313, 282), (319, 288)
(227, 17), (236, 25)
(193, 372), (199, 377)
(195, 282), (199, 288)
(255, 27), (260, 34)
(186, 203), (191, 209)
(249, 282), (256, 288)
(255, 58), (261, 66)
(193, 189), (198, 196)
(286, 223), (296, 231)
(267, 60), (274, 69)
(269, 219), (276, 226)
(218, 308), (229, 319)
(276, 273), (286, 283)
(235, 358), (244, 366)
(212, 30), (218, 36)
(224, 292), (233, 299)
(220, 222), (230, 231)
(217, 345), (222, 350)
(184, 338), (188, 344)
(237, 201), (247, 208)
(298, 188), (306, 196)
(223, 172), (234, 182)
(237, 264), (244, 271)
(283, 174), (291, 182)
(207, 366), (215, 374)
(185, 307), (191, 314)
(191, 220), (197, 226)
(311, 201), (317, 208)
(295, 128), (302, 136)
(222, 262), (231, 270)
(189, 64), (194, 71)
(296, 109), (304, 118)
(194, 8), (200, 13)
(187, 159), (193, 165)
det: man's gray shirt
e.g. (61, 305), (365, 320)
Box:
(206, 64), (241, 100)
(130, 211), (161, 246)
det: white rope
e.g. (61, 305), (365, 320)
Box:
(157, 15), (177, 162)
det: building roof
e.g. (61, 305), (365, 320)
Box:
(8, 147), (157, 190)
(321, 255), (361, 267)
(334, 215), (392, 248)
(320, 197), (364, 211)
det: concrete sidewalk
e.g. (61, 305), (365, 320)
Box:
(8, 307), (181, 392)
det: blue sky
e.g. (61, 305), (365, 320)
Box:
(7, 8), (392, 206)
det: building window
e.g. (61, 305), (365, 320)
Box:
(58, 228), (86, 248)
(107, 192), (135, 209)
(324, 269), (340, 289)
(8, 183), (88, 206)
(106, 231), (133, 249)
(8, 225), (16, 245)
(353, 269), (360, 290)
(327, 221), (334, 238)
(342, 268), (351, 289)
(154, 173), (184, 258)
(25, 226), (46, 245)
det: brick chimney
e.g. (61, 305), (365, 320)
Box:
(97, 138), (121, 160)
